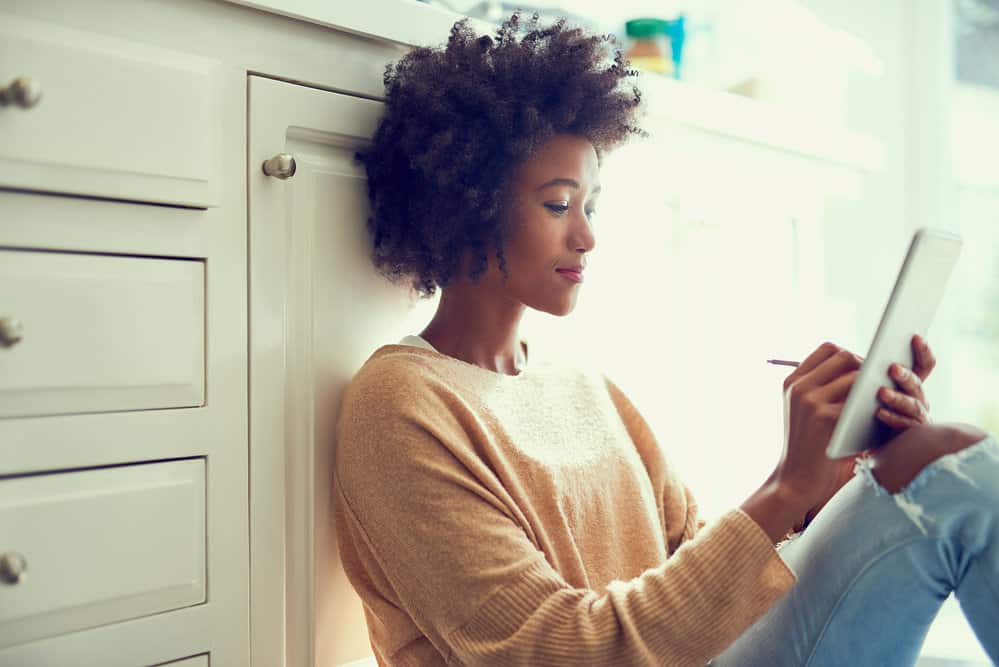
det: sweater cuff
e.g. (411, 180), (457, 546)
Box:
(722, 507), (798, 584)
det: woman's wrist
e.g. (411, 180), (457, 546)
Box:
(739, 474), (812, 545)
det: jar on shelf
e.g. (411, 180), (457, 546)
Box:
(624, 18), (671, 76)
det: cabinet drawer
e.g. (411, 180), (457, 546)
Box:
(0, 249), (205, 418)
(0, 12), (220, 207)
(0, 458), (206, 649)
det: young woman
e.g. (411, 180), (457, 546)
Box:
(333, 11), (999, 666)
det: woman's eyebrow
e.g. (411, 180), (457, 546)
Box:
(536, 178), (602, 194)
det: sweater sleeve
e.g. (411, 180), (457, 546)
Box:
(335, 366), (796, 666)
(603, 376), (707, 550)
(682, 481), (709, 543)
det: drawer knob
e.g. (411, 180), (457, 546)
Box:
(0, 552), (27, 585)
(0, 77), (43, 109)
(262, 153), (297, 179)
(0, 316), (23, 348)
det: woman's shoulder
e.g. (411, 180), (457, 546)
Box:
(359, 342), (440, 377)
(335, 346), (459, 464)
(343, 343), (449, 406)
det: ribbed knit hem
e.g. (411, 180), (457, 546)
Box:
(447, 558), (565, 641)
(446, 509), (796, 666)
(651, 508), (798, 659)
(733, 506), (800, 586)
(723, 507), (799, 582)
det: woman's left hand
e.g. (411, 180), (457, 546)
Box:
(875, 334), (935, 429)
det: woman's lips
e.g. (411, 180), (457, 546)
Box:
(556, 269), (583, 283)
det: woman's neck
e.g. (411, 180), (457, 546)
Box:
(420, 284), (527, 375)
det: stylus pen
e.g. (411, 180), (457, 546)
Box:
(766, 359), (801, 367)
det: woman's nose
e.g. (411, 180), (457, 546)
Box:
(572, 213), (596, 253)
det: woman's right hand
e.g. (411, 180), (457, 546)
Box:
(774, 342), (866, 513)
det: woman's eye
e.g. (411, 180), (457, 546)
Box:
(545, 204), (597, 221)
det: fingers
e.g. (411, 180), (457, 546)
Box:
(783, 344), (862, 413)
(783, 341), (841, 390)
(875, 336), (933, 431)
(805, 348), (864, 388)
(877, 388), (928, 422)
(876, 407), (924, 430)
(890, 363), (927, 407)
(877, 369), (930, 425)
(912, 334), (936, 381)
(813, 369), (858, 403)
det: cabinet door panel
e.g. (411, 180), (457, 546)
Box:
(249, 75), (437, 667)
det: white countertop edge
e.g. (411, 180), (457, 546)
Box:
(223, 0), (496, 47)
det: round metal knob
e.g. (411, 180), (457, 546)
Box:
(0, 552), (27, 585)
(0, 77), (43, 109)
(0, 316), (23, 348)
(262, 153), (296, 179)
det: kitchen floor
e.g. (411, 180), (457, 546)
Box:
(918, 595), (992, 666)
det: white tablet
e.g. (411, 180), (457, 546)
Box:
(825, 228), (962, 459)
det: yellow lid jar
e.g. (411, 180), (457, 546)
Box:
(624, 18), (671, 75)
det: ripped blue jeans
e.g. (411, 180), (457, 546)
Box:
(711, 432), (999, 666)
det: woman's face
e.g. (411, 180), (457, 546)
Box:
(489, 133), (600, 317)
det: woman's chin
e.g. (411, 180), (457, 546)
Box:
(538, 297), (577, 317)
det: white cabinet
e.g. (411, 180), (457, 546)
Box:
(0, 2), (247, 665)
(0, 0), (432, 662)
(247, 74), (438, 667)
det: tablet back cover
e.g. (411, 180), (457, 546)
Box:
(825, 228), (962, 458)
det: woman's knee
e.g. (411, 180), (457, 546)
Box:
(869, 422), (988, 494)
(944, 422), (990, 448)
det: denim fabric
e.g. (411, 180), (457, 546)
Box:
(711, 433), (999, 667)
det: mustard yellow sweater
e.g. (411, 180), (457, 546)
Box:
(333, 341), (796, 666)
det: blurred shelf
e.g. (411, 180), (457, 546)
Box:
(637, 73), (885, 172)
(225, 1), (883, 172)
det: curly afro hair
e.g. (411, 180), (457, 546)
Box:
(355, 9), (648, 298)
